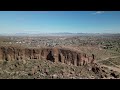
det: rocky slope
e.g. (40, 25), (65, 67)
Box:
(0, 45), (119, 79)
(0, 59), (119, 79)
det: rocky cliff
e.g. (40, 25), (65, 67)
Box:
(0, 46), (95, 66)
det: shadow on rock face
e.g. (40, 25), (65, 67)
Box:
(58, 54), (61, 62)
(110, 71), (119, 78)
(46, 51), (55, 62)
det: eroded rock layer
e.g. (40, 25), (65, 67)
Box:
(0, 46), (95, 66)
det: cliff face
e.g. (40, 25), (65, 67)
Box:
(0, 46), (95, 66)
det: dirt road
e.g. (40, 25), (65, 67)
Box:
(97, 56), (120, 62)
(98, 56), (120, 73)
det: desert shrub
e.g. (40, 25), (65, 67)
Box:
(2, 60), (7, 66)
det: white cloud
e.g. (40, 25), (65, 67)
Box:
(92, 11), (105, 15)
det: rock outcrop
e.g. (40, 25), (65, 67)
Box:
(0, 46), (95, 66)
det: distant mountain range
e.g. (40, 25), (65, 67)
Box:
(0, 32), (120, 36)
(14, 33), (95, 36)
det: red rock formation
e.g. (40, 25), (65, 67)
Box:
(52, 48), (59, 62)
(0, 46), (96, 66)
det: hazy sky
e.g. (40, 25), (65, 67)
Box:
(0, 11), (120, 34)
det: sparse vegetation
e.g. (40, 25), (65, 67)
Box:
(0, 59), (117, 79)
(0, 34), (120, 79)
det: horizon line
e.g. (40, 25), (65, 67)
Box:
(0, 32), (120, 35)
